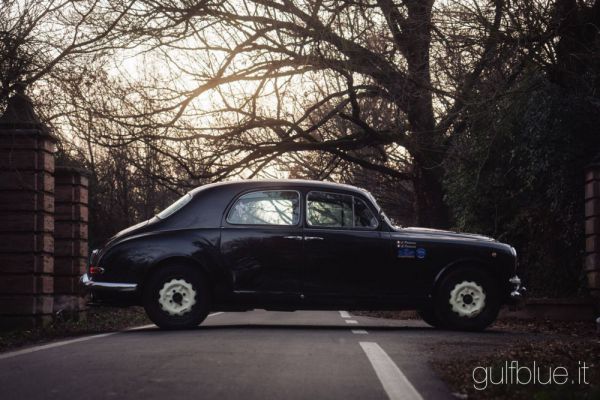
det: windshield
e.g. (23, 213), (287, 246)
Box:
(156, 193), (192, 219)
(364, 190), (397, 228)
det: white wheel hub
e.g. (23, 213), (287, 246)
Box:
(158, 278), (197, 316)
(449, 280), (486, 318)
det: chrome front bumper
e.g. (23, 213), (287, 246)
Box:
(80, 273), (138, 292)
(509, 275), (526, 303)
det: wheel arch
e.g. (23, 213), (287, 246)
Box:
(140, 255), (214, 300)
(431, 257), (500, 298)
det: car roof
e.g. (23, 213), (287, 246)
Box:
(165, 179), (382, 230)
(189, 179), (368, 196)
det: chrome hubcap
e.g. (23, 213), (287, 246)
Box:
(158, 279), (197, 316)
(449, 280), (486, 318)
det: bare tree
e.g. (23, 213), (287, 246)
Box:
(7, 0), (589, 229)
(0, 0), (135, 107)
(78, 0), (520, 227)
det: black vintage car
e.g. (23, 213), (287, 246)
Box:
(81, 179), (523, 330)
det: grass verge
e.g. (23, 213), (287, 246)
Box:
(356, 310), (600, 399)
(434, 337), (600, 400)
(0, 306), (151, 353)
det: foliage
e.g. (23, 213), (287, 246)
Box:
(434, 336), (600, 400)
(445, 74), (600, 296)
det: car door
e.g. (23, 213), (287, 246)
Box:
(220, 189), (304, 296)
(302, 190), (395, 300)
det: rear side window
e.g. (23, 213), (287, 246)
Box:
(307, 191), (378, 229)
(227, 190), (300, 226)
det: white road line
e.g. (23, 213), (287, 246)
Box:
(0, 332), (117, 360)
(125, 324), (156, 331)
(339, 310), (351, 318)
(345, 319), (358, 324)
(359, 342), (423, 400)
(209, 312), (224, 317)
(0, 311), (225, 360)
(352, 329), (368, 334)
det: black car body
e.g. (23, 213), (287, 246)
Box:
(81, 179), (523, 330)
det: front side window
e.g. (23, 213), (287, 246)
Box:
(354, 198), (378, 228)
(227, 190), (300, 226)
(307, 192), (353, 228)
(307, 191), (378, 229)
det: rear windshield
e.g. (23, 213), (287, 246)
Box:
(156, 193), (192, 219)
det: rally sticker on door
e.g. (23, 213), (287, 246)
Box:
(397, 248), (416, 258)
(396, 241), (426, 259)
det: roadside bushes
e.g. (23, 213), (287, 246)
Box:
(444, 75), (600, 297)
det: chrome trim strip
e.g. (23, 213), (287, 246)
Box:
(80, 273), (138, 292)
(304, 236), (324, 241)
(509, 275), (521, 285)
(283, 235), (303, 240)
(508, 275), (525, 302)
(510, 290), (523, 300)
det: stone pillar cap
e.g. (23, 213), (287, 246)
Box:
(0, 92), (57, 141)
(55, 165), (92, 177)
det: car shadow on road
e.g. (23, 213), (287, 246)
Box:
(121, 324), (517, 336)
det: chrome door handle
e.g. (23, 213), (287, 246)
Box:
(283, 236), (303, 240)
(304, 236), (324, 241)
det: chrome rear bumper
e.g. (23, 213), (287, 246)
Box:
(80, 273), (138, 292)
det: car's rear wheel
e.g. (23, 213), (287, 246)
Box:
(143, 264), (210, 329)
(433, 268), (500, 331)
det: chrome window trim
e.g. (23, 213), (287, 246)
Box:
(305, 190), (380, 230)
(225, 189), (301, 227)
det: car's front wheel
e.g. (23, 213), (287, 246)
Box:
(143, 264), (210, 329)
(433, 268), (500, 331)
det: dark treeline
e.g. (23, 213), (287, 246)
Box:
(1, 0), (598, 296)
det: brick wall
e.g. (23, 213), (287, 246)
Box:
(0, 92), (89, 329)
(54, 167), (89, 316)
(585, 164), (600, 299)
(0, 128), (56, 328)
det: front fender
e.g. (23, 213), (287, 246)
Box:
(431, 253), (515, 303)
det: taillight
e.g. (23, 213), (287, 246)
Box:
(89, 265), (105, 275)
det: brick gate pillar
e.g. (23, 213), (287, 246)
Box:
(585, 163), (600, 299)
(54, 167), (89, 317)
(0, 92), (56, 329)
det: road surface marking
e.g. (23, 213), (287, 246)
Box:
(0, 332), (117, 360)
(0, 312), (224, 360)
(360, 342), (423, 400)
(209, 312), (224, 317)
(345, 320), (358, 324)
(126, 324), (156, 331)
(352, 329), (368, 334)
(339, 310), (351, 318)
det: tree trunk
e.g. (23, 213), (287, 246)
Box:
(393, 1), (449, 228)
(411, 160), (449, 228)
(403, 91), (449, 228)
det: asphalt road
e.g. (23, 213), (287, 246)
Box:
(0, 310), (525, 400)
